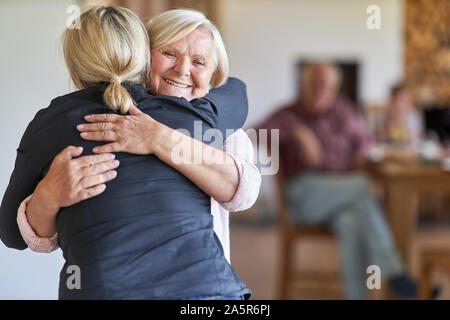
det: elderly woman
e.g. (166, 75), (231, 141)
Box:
(1, 7), (259, 299)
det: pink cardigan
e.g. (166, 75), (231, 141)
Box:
(16, 129), (261, 263)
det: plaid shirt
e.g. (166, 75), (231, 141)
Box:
(259, 95), (372, 177)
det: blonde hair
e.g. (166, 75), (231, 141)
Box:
(146, 9), (229, 88)
(63, 6), (150, 114)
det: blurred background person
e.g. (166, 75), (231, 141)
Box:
(258, 62), (434, 300)
(383, 83), (424, 147)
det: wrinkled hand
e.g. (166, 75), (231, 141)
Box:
(77, 105), (165, 155)
(35, 145), (120, 211)
(292, 126), (323, 168)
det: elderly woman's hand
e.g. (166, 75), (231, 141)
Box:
(27, 146), (120, 237)
(77, 106), (167, 155)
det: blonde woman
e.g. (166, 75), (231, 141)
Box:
(0, 6), (253, 299)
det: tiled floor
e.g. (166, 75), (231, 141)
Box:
(229, 222), (450, 300)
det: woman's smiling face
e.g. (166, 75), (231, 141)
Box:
(149, 28), (216, 101)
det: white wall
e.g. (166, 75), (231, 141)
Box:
(217, 0), (404, 128)
(0, 0), (79, 299)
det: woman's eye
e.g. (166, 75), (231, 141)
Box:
(163, 52), (176, 58)
(194, 60), (205, 66)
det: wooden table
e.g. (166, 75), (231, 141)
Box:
(368, 160), (450, 268)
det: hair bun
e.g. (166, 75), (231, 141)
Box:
(111, 76), (122, 84)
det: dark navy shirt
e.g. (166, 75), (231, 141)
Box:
(0, 78), (251, 299)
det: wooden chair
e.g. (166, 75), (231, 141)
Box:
(419, 249), (450, 299)
(275, 169), (339, 299)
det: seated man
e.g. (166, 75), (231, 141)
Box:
(259, 62), (433, 299)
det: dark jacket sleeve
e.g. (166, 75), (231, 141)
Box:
(0, 120), (41, 250)
(191, 77), (248, 139)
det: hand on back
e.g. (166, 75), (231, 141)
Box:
(35, 146), (120, 211)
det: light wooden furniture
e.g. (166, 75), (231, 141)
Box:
(420, 249), (450, 299)
(275, 170), (338, 299)
(368, 160), (450, 268)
